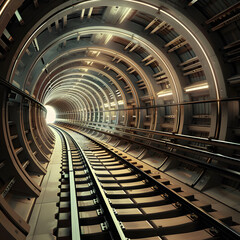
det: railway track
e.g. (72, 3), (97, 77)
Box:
(53, 126), (240, 240)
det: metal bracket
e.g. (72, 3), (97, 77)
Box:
(161, 193), (169, 199)
(100, 222), (109, 231)
(142, 179), (149, 184)
(96, 208), (103, 216)
(119, 221), (125, 230)
(208, 227), (219, 236)
(63, 173), (68, 179)
(189, 213), (198, 221)
(173, 202), (182, 209)
(151, 185), (159, 191)
(113, 208), (118, 215)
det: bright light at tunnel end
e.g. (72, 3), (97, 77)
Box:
(45, 105), (56, 124)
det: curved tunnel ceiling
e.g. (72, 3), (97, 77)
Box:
(1, 0), (240, 142)
(1, 2), (240, 238)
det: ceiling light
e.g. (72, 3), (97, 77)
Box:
(80, 68), (88, 72)
(118, 100), (124, 105)
(157, 89), (173, 98)
(119, 8), (132, 24)
(188, 0), (199, 6)
(110, 102), (116, 107)
(184, 82), (209, 92)
(104, 34), (112, 45)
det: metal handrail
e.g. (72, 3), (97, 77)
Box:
(0, 78), (46, 110)
(61, 124), (240, 181)
(66, 123), (240, 166)
(85, 121), (240, 150)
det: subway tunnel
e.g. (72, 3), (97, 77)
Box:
(0, 0), (240, 239)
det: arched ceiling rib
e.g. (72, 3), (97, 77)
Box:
(1, 0), (239, 140)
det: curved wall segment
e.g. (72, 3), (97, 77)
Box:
(0, 0), (240, 239)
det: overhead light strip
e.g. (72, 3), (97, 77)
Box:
(157, 89), (173, 98)
(185, 82), (209, 92)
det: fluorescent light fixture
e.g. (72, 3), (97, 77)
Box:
(118, 100), (124, 105)
(15, 10), (23, 24)
(104, 34), (112, 45)
(33, 38), (39, 51)
(188, 0), (199, 6)
(119, 8), (132, 24)
(88, 7), (93, 18)
(90, 50), (100, 56)
(184, 82), (209, 92)
(185, 85), (208, 92)
(105, 101), (123, 107)
(157, 89), (173, 98)
(110, 102), (116, 107)
(80, 68), (88, 72)
(81, 9), (85, 19)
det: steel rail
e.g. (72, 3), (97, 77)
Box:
(0, 77), (46, 110)
(55, 127), (81, 240)
(67, 128), (240, 240)
(55, 126), (127, 240)
(108, 142), (240, 240)
(63, 125), (240, 182)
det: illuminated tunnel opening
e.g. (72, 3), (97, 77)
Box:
(45, 105), (56, 124)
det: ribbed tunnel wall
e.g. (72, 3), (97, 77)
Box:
(0, 0), (240, 239)
(2, 0), (240, 139)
